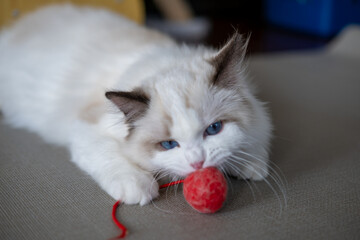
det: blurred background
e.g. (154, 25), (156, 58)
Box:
(1, 0), (359, 54)
(144, 0), (360, 53)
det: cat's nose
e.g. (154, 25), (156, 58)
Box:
(190, 160), (204, 170)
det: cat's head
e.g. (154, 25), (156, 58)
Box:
(105, 33), (272, 178)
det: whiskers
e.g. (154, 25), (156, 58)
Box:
(149, 147), (287, 217)
(208, 145), (287, 216)
(225, 149), (288, 216)
(149, 168), (186, 214)
(222, 159), (259, 202)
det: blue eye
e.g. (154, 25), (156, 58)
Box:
(160, 140), (179, 150)
(205, 121), (223, 136)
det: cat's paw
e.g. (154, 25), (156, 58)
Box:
(226, 159), (269, 181)
(242, 164), (269, 181)
(106, 172), (159, 205)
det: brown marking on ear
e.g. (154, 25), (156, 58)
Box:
(211, 33), (250, 88)
(105, 88), (150, 124)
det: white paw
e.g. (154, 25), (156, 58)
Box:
(106, 172), (159, 205)
(242, 164), (269, 181)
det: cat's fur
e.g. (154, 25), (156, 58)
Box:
(0, 5), (272, 205)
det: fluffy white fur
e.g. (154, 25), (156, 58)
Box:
(0, 5), (272, 205)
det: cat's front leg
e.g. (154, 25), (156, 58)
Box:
(103, 167), (159, 205)
(69, 123), (159, 205)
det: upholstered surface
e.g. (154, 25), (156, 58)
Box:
(1, 27), (359, 239)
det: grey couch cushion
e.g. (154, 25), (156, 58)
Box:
(1, 27), (359, 240)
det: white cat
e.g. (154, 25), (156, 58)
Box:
(0, 5), (272, 205)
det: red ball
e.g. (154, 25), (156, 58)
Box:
(183, 167), (227, 213)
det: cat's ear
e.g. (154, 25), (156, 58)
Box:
(105, 89), (150, 123)
(210, 33), (249, 88)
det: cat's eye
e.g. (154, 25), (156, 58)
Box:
(205, 121), (223, 136)
(160, 140), (179, 150)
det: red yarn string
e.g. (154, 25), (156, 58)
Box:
(111, 200), (127, 238)
(159, 179), (184, 189)
(111, 179), (184, 238)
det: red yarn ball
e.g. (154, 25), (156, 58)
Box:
(183, 167), (227, 213)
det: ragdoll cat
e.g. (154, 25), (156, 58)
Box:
(0, 5), (272, 205)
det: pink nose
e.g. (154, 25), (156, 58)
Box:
(191, 161), (204, 170)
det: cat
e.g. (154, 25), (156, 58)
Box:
(0, 5), (272, 205)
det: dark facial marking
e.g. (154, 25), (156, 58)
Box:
(105, 88), (150, 124)
(211, 33), (249, 88)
